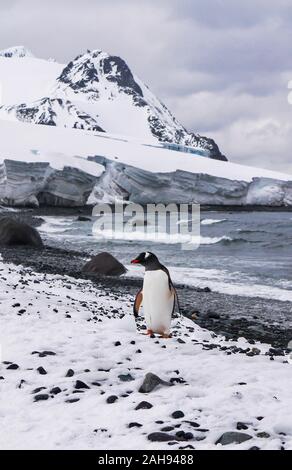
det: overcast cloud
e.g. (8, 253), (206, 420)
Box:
(1, 0), (292, 173)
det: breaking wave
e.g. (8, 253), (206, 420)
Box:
(92, 228), (231, 246)
(201, 218), (227, 225)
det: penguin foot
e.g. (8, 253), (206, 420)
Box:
(145, 329), (154, 336)
(159, 333), (172, 339)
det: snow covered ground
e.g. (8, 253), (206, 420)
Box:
(0, 258), (292, 450)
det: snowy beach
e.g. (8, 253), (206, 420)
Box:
(1, 257), (292, 450)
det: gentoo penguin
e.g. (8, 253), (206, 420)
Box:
(131, 252), (178, 338)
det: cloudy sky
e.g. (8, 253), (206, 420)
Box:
(1, 0), (292, 173)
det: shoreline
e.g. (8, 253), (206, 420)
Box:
(1, 206), (291, 350)
(1, 242), (291, 350)
(2, 204), (292, 216)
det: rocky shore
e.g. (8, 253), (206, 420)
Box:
(1, 206), (291, 350)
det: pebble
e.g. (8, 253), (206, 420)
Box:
(139, 372), (170, 393)
(74, 380), (90, 390)
(215, 432), (252, 445)
(34, 394), (49, 402)
(66, 369), (74, 377)
(172, 410), (184, 419)
(135, 401), (153, 410)
(236, 422), (249, 430)
(257, 432), (270, 438)
(65, 398), (80, 403)
(50, 387), (62, 395)
(128, 422), (142, 428)
(37, 366), (47, 375)
(148, 432), (176, 442)
(118, 374), (134, 382)
(7, 363), (19, 370)
(175, 431), (193, 441)
(106, 395), (118, 404)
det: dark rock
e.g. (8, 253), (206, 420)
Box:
(249, 446), (260, 450)
(257, 416), (264, 421)
(34, 393), (49, 402)
(257, 432), (270, 438)
(65, 398), (80, 403)
(216, 432), (252, 445)
(139, 372), (170, 393)
(77, 216), (91, 222)
(148, 432), (176, 442)
(37, 366), (47, 375)
(82, 252), (126, 277)
(184, 421), (200, 428)
(161, 426), (175, 432)
(106, 395), (118, 404)
(7, 363), (19, 370)
(32, 386), (46, 394)
(118, 373), (134, 382)
(172, 410), (184, 419)
(175, 431), (193, 441)
(74, 380), (90, 390)
(114, 341), (121, 346)
(135, 401), (153, 410)
(0, 217), (43, 247)
(41, 350), (56, 356)
(128, 422), (142, 428)
(236, 422), (249, 430)
(50, 386), (62, 395)
(170, 377), (186, 384)
(66, 368), (74, 377)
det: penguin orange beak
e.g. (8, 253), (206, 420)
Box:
(131, 259), (140, 264)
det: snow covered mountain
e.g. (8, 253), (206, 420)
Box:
(0, 48), (225, 160)
(0, 46), (292, 207)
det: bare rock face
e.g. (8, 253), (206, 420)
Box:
(0, 217), (43, 247)
(82, 252), (126, 276)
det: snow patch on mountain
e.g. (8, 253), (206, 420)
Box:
(0, 48), (225, 160)
(0, 46), (34, 58)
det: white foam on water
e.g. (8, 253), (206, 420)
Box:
(201, 218), (227, 225)
(92, 227), (230, 246)
(39, 216), (76, 234)
(126, 265), (292, 302)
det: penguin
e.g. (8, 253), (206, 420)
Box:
(131, 252), (178, 338)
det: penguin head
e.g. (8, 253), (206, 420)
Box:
(131, 251), (159, 267)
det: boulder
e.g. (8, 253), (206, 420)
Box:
(82, 252), (126, 276)
(0, 217), (43, 247)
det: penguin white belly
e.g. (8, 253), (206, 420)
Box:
(142, 270), (173, 335)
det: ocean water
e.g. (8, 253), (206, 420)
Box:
(38, 211), (292, 303)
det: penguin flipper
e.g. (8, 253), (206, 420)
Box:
(133, 289), (143, 318)
(171, 285), (180, 316)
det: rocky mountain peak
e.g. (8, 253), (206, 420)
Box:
(0, 46), (34, 58)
